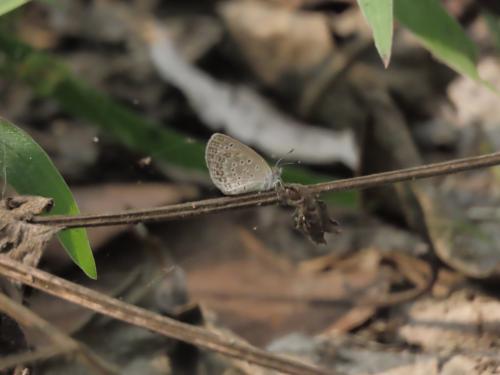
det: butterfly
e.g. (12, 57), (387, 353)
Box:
(205, 133), (282, 195)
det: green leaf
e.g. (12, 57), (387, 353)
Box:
(0, 0), (31, 16)
(0, 118), (97, 279)
(395, 0), (480, 81)
(358, 0), (393, 67)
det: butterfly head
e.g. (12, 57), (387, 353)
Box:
(268, 149), (297, 189)
(270, 165), (283, 188)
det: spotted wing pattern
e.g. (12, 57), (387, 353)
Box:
(205, 133), (274, 195)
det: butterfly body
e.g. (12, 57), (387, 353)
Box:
(205, 133), (281, 195)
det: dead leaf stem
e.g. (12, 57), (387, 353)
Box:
(29, 151), (500, 229)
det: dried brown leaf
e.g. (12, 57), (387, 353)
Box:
(278, 184), (339, 245)
(0, 196), (61, 268)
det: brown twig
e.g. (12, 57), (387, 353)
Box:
(0, 255), (331, 375)
(30, 151), (500, 229)
(0, 292), (120, 374)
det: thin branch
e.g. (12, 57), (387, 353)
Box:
(0, 255), (331, 375)
(30, 151), (500, 229)
(0, 293), (120, 374)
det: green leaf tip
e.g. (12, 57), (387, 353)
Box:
(358, 0), (394, 68)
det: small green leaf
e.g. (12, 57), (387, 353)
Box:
(0, 117), (97, 279)
(358, 0), (393, 67)
(395, 0), (480, 81)
(0, 0), (31, 16)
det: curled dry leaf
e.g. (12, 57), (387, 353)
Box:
(0, 196), (62, 301)
(277, 183), (339, 245)
(0, 196), (61, 268)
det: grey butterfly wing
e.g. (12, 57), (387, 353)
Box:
(205, 133), (274, 195)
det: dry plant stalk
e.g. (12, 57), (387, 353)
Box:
(26, 150), (500, 229)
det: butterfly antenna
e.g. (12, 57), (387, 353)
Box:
(280, 161), (300, 167)
(275, 148), (295, 168)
